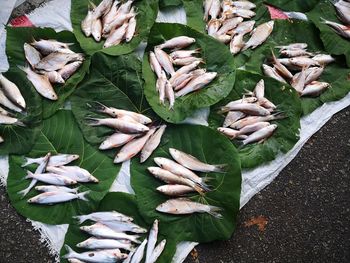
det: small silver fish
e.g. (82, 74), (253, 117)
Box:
(157, 36), (196, 50)
(172, 57), (203, 66)
(207, 19), (221, 36)
(117, 0), (134, 15)
(242, 124), (277, 145)
(242, 21), (274, 51)
(220, 102), (271, 116)
(165, 81), (175, 109)
(0, 114), (24, 126)
(23, 43), (41, 68)
(102, 1), (120, 26)
(46, 165), (99, 183)
(25, 171), (77, 186)
(91, 0), (113, 19)
(321, 18), (350, 39)
(103, 13), (134, 35)
(204, 0), (214, 21)
(145, 220), (158, 263)
(0, 89), (23, 112)
(262, 64), (287, 84)
(104, 22), (129, 48)
(131, 238), (147, 263)
(280, 48), (313, 58)
(169, 49), (201, 60)
(291, 67), (308, 94)
(311, 54), (335, 65)
(175, 72), (217, 97)
(271, 50), (293, 79)
(31, 39), (74, 55)
(140, 125), (167, 163)
(154, 48), (175, 76)
(22, 153), (79, 167)
(224, 7), (256, 19)
(232, 1), (256, 10)
(230, 113), (285, 129)
(35, 52), (83, 72)
(100, 133), (137, 150)
(301, 81), (330, 97)
(232, 20), (255, 35)
(157, 184), (195, 196)
(87, 117), (149, 133)
(223, 111), (246, 127)
(0, 74), (26, 109)
(156, 198), (222, 218)
(157, 70), (167, 105)
(333, 0), (350, 24)
(276, 43), (308, 50)
(77, 237), (134, 251)
(235, 121), (271, 135)
(74, 211), (133, 224)
(35, 185), (79, 193)
(148, 239), (166, 263)
(216, 17), (243, 36)
(28, 191), (89, 204)
(58, 61), (83, 80)
(102, 220), (147, 234)
(169, 61), (201, 82)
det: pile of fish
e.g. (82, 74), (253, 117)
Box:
(322, 0), (350, 40)
(217, 79), (285, 146)
(263, 43), (334, 97)
(149, 36), (217, 108)
(148, 148), (224, 218)
(0, 74), (27, 143)
(19, 153), (98, 204)
(81, 0), (137, 48)
(20, 39), (84, 100)
(87, 102), (166, 164)
(203, 0), (274, 55)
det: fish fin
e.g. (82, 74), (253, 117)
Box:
(208, 205), (223, 219)
(197, 181), (211, 192)
(17, 64), (30, 74)
(15, 120), (26, 127)
(18, 179), (37, 197)
(85, 117), (100, 126)
(25, 170), (34, 179)
(63, 245), (77, 259)
(132, 235), (142, 244)
(21, 157), (34, 167)
(213, 164), (228, 173)
(88, 0), (96, 9)
(73, 215), (87, 224)
(217, 106), (230, 114)
(243, 88), (254, 97)
(77, 191), (90, 201)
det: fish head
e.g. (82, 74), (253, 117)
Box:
(90, 175), (99, 183)
(270, 124), (278, 130)
(153, 157), (164, 168)
(79, 225), (91, 232)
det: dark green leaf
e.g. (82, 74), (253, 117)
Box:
(307, 0), (350, 67)
(143, 22), (236, 123)
(7, 110), (120, 224)
(131, 124), (242, 260)
(71, 0), (159, 56)
(5, 26), (90, 119)
(159, 0), (183, 8)
(265, 0), (320, 12)
(209, 70), (302, 169)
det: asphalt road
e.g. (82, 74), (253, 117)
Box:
(0, 1), (349, 263)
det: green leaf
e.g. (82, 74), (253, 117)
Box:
(143, 22), (236, 123)
(307, 0), (350, 67)
(60, 192), (179, 263)
(71, 52), (155, 157)
(159, 0), (183, 8)
(130, 124), (242, 259)
(243, 19), (350, 116)
(0, 69), (42, 155)
(7, 110), (120, 224)
(208, 70), (302, 169)
(71, 0), (159, 56)
(265, 0), (320, 12)
(5, 26), (90, 119)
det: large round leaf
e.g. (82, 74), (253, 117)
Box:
(71, 0), (159, 56)
(307, 0), (350, 67)
(208, 70), (302, 169)
(243, 19), (350, 116)
(71, 52), (156, 158)
(131, 125), (242, 253)
(6, 27), (91, 119)
(265, 0), (320, 12)
(0, 69), (42, 155)
(143, 22), (236, 123)
(7, 110), (120, 224)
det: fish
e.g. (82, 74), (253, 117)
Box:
(147, 167), (205, 193)
(156, 198), (222, 218)
(91, 0), (113, 19)
(291, 67), (308, 94)
(27, 191), (90, 204)
(102, 0), (120, 26)
(171, 73), (193, 90)
(130, 238), (147, 263)
(232, 1), (256, 10)
(101, 220), (147, 234)
(222, 97), (258, 108)
(81, 6), (94, 37)
(203, 0), (214, 21)
(77, 237), (134, 251)
(170, 49), (201, 60)
(157, 71), (167, 104)
(311, 54), (335, 65)
(114, 128), (156, 163)
(63, 245), (127, 263)
(321, 18), (350, 39)
(25, 171), (77, 186)
(123, 250), (135, 263)
(242, 124), (277, 145)
(276, 43), (308, 50)
(45, 71), (65, 84)
(228, 122), (271, 138)
(157, 184), (195, 196)
(0, 106), (11, 116)
(31, 39), (74, 55)
(220, 102), (271, 116)
(102, 13), (134, 35)
(153, 157), (210, 191)
(259, 97), (276, 110)
(147, 239), (166, 263)
(140, 125), (167, 163)
(242, 21), (274, 51)
(125, 15), (137, 42)
(169, 61), (201, 82)
(67, 259), (85, 263)
(58, 61), (83, 80)
(224, 7), (256, 19)
(0, 89), (23, 112)
(271, 50), (293, 79)
(207, 19), (221, 36)
(232, 20), (255, 35)
(216, 17), (244, 36)
(22, 153), (79, 167)
(0, 114), (24, 126)
(174, 69), (206, 91)
(157, 36), (196, 50)
(104, 22), (129, 48)
(297, 66), (324, 85)
(35, 185), (79, 194)
(175, 72), (217, 97)
(215, 34), (232, 44)
(116, 0), (134, 15)
(154, 48), (175, 76)
(301, 81), (330, 97)
(80, 223), (141, 243)
(74, 211), (133, 224)
(217, 127), (241, 139)
(209, 0), (221, 20)
(145, 220), (158, 263)
(0, 136), (3, 143)
(262, 64), (287, 84)
(169, 148), (226, 173)
(172, 57), (203, 66)
(23, 43), (41, 68)
(46, 165), (99, 183)
(149, 51), (163, 78)
(86, 117), (149, 133)
(91, 102), (152, 124)
(253, 79), (265, 101)
(165, 81), (175, 109)
(230, 34), (245, 55)
(280, 48), (313, 58)
(0, 74), (26, 109)
(230, 113), (285, 129)
(99, 133), (137, 150)
(333, 0), (350, 24)
(277, 58), (304, 71)
(18, 152), (51, 197)
(223, 111), (246, 127)
(35, 52), (83, 72)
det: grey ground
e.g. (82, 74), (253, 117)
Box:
(0, 1), (349, 263)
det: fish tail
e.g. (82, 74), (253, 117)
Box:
(89, 101), (108, 113)
(272, 112), (287, 120)
(25, 170), (34, 179)
(21, 157), (35, 167)
(85, 117), (100, 126)
(73, 215), (87, 224)
(208, 205), (223, 219)
(17, 64), (30, 74)
(71, 186), (80, 193)
(15, 120), (26, 127)
(197, 181), (211, 192)
(88, 0), (96, 9)
(18, 179), (37, 197)
(131, 235), (142, 244)
(213, 164), (228, 173)
(194, 48), (201, 53)
(63, 245), (78, 259)
(77, 191), (90, 201)
(217, 106), (230, 114)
